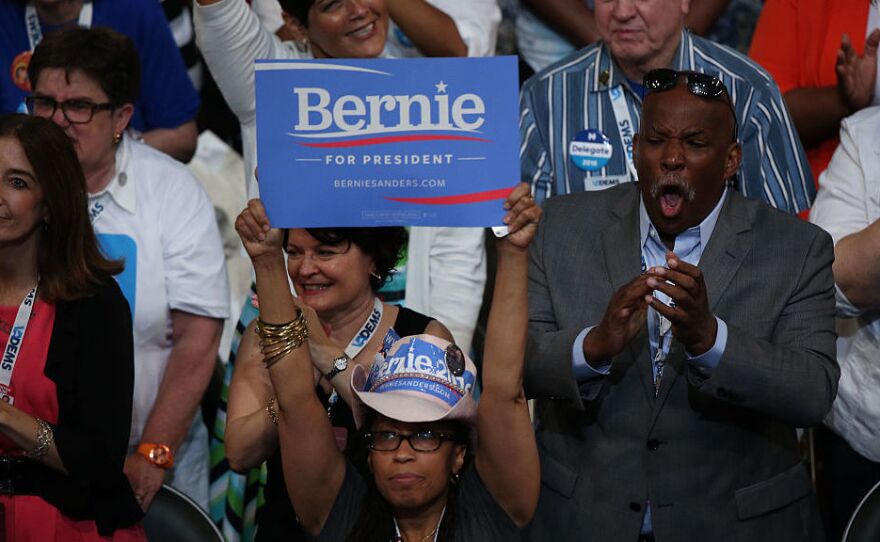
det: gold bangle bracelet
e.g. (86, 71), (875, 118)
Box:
(266, 397), (278, 425)
(256, 310), (309, 368)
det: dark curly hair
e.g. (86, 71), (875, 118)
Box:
(277, 0), (314, 26)
(284, 227), (408, 291)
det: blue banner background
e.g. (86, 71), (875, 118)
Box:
(255, 56), (519, 227)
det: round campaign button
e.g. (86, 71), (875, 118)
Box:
(10, 50), (32, 92)
(569, 129), (613, 171)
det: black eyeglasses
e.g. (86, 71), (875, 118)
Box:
(25, 95), (115, 124)
(643, 69), (738, 141)
(364, 430), (460, 452)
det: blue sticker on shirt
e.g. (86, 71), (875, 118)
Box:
(393, 26), (414, 49)
(569, 129), (613, 171)
(96, 233), (137, 312)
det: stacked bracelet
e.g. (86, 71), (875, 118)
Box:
(266, 397), (279, 425)
(27, 418), (53, 459)
(255, 311), (309, 368)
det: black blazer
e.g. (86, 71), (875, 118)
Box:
(31, 279), (143, 535)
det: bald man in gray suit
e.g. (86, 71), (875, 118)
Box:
(524, 70), (838, 542)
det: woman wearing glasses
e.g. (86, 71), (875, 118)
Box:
(234, 183), (540, 541)
(25, 28), (230, 511)
(0, 113), (144, 539)
(225, 222), (453, 540)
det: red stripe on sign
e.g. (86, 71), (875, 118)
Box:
(297, 134), (491, 148)
(385, 187), (514, 205)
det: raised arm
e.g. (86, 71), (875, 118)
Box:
(223, 320), (279, 472)
(194, 0), (296, 124)
(234, 200), (345, 535)
(475, 183), (541, 528)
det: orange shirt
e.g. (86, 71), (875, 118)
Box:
(750, 0), (870, 186)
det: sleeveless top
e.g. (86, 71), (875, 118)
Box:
(255, 307), (434, 541)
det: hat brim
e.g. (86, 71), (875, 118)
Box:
(350, 364), (477, 429)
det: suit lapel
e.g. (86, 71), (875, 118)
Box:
(600, 187), (642, 293)
(647, 192), (755, 432)
(699, 191), (755, 312)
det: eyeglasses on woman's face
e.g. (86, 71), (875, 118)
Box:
(25, 95), (114, 125)
(364, 430), (460, 452)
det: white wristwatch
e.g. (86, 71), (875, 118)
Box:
(324, 353), (350, 380)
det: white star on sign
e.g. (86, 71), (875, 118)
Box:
(435, 81), (448, 93)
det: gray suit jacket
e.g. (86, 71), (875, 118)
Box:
(525, 183), (838, 542)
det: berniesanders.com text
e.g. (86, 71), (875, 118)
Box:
(333, 178), (446, 189)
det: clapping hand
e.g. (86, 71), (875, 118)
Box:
(583, 274), (652, 363)
(837, 30), (880, 113)
(644, 252), (717, 356)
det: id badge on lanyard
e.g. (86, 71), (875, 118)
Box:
(608, 85), (639, 183)
(0, 285), (38, 405)
(328, 298), (385, 449)
(344, 297), (384, 359)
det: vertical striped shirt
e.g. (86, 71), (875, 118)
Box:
(520, 30), (814, 213)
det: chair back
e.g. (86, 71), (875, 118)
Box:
(843, 480), (880, 542)
(143, 484), (223, 542)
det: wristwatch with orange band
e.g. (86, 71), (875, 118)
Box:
(136, 442), (174, 469)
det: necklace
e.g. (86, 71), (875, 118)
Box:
(419, 525), (439, 542)
(392, 507), (445, 542)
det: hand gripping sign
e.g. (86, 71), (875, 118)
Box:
(255, 56), (520, 227)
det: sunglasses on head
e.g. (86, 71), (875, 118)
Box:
(643, 69), (738, 141)
(644, 69), (726, 97)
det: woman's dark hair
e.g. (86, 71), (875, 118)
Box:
(346, 413), (472, 542)
(28, 27), (140, 107)
(285, 227), (408, 290)
(0, 114), (123, 302)
(278, 0), (314, 27)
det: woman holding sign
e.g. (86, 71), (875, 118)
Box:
(195, 0), (487, 358)
(234, 183), (539, 541)
(0, 114), (143, 539)
(196, 1), (490, 538)
(225, 222), (454, 540)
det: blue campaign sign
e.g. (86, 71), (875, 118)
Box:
(255, 56), (519, 227)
